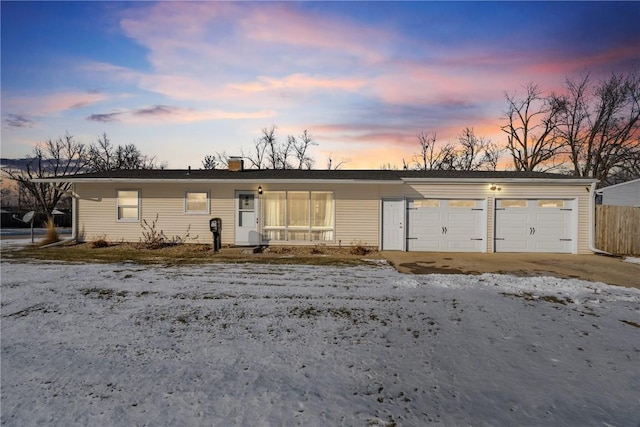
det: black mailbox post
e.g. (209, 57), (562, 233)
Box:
(210, 218), (222, 252)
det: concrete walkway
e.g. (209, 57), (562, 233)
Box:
(382, 252), (640, 288)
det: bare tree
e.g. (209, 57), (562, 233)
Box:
(243, 126), (319, 170)
(412, 131), (456, 170)
(379, 162), (399, 170)
(243, 126), (274, 169)
(3, 134), (87, 219)
(87, 133), (163, 172)
(326, 154), (348, 170)
(292, 130), (317, 169)
(501, 83), (565, 171)
(453, 127), (503, 171)
(263, 125), (279, 169)
(553, 72), (640, 185)
(202, 155), (219, 170)
(201, 151), (230, 170)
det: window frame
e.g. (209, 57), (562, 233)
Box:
(116, 189), (140, 222)
(262, 190), (335, 242)
(184, 190), (210, 214)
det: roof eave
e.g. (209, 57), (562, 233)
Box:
(32, 177), (405, 184)
(401, 177), (597, 184)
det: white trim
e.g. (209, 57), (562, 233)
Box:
(401, 177), (596, 184)
(184, 190), (210, 215)
(115, 189), (140, 222)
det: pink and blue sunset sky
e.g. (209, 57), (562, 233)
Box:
(1, 1), (638, 169)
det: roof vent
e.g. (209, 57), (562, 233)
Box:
(228, 157), (244, 172)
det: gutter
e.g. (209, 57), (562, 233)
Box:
(588, 181), (613, 256)
(35, 178), (405, 185)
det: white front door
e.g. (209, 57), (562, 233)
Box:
(495, 199), (575, 253)
(382, 199), (404, 250)
(235, 191), (260, 246)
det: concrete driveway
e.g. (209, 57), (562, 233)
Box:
(382, 252), (640, 289)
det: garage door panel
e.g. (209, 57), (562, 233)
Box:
(495, 199), (575, 253)
(495, 240), (529, 252)
(407, 199), (485, 252)
(447, 212), (480, 222)
(446, 240), (483, 251)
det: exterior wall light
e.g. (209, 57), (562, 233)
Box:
(489, 184), (502, 191)
(258, 186), (263, 195)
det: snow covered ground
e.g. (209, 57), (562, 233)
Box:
(1, 246), (639, 426)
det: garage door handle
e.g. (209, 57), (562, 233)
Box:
(559, 238), (572, 241)
(529, 227), (536, 235)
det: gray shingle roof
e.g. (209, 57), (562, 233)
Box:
(52, 168), (592, 182)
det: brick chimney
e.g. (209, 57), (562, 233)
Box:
(228, 157), (244, 172)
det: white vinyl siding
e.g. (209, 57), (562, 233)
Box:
(74, 179), (592, 253)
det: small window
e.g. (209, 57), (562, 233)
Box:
(497, 199), (527, 208)
(185, 191), (209, 214)
(412, 199), (440, 208)
(537, 200), (564, 208)
(117, 190), (139, 221)
(449, 200), (476, 208)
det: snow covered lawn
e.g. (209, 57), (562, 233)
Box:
(1, 259), (639, 426)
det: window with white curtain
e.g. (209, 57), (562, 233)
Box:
(185, 191), (209, 214)
(263, 191), (334, 242)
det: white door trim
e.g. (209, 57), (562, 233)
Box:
(381, 198), (405, 251)
(235, 191), (260, 246)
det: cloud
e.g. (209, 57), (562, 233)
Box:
(87, 112), (124, 123)
(4, 91), (108, 117)
(228, 74), (366, 94)
(4, 114), (34, 129)
(133, 105), (174, 117)
(86, 105), (276, 124)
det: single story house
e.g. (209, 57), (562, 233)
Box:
(37, 160), (598, 253)
(595, 178), (640, 207)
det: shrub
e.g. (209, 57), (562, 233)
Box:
(139, 214), (198, 249)
(91, 236), (110, 248)
(349, 241), (370, 256)
(40, 218), (60, 246)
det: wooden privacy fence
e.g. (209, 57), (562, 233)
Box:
(595, 205), (640, 255)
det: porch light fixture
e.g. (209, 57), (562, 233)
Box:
(489, 183), (502, 191)
(258, 186), (263, 195)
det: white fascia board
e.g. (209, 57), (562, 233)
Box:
(32, 178), (404, 185)
(401, 177), (597, 185)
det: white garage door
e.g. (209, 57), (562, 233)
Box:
(495, 199), (576, 253)
(407, 199), (485, 252)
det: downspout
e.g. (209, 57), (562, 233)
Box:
(588, 181), (612, 255)
(50, 184), (79, 244)
(71, 186), (78, 241)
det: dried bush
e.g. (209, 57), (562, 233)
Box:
(40, 218), (60, 246)
(349, 241), (370, 256)
(139, 214), (197, 249)
(91, 236), (110, 248)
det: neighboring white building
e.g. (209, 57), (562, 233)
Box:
(596, 179), (640, 207)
